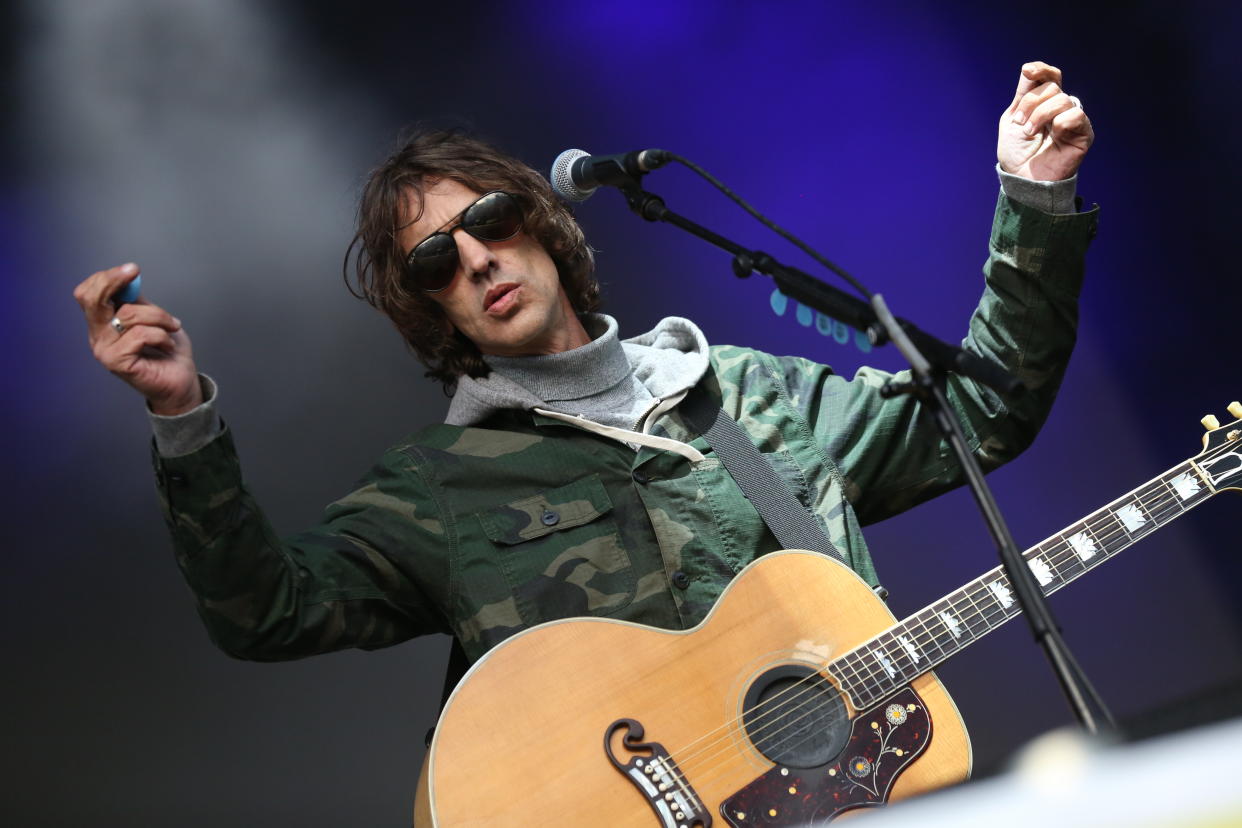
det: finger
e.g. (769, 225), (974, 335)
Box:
(1010, 61), (1064, 111)
(74, 263), (141, 324)
(1024, 92), (1077, 136)
(1011, 81), (1063, 127)
(110, 302), (182, 336)
(1049, 106), (1094, 146)
(98, 325), (176, 375)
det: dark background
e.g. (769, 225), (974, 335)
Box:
(6, 0), (1241, 823)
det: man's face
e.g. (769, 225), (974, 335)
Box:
(397, 179), (589, 358)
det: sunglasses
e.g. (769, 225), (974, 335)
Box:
(403, 191), (525, 292)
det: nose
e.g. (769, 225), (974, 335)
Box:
(452, 228), (497, 279)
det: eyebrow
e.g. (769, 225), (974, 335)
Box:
(410, 198), (475, 250)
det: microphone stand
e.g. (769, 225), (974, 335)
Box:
(606, 176), (1115, 736)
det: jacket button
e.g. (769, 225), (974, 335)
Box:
(632, 470), (648, 485)
(540, 509), (560, 526)
(671, 570), (691, 590)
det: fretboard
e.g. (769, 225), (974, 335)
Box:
(830, 458), (1219, 711)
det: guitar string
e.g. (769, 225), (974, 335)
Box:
(668, 470), (1210, 793)
(660, 457), (1211, 785)
(655, 448), (1230, 790)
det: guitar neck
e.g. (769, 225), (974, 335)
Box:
(832, 457), (1222, 711)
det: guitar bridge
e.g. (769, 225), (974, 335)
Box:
(605, 718), (712, 827)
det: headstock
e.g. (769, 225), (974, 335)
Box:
(1197, 401), (1242, 492)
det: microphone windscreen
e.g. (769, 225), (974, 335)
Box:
(550, 148), (592, 202)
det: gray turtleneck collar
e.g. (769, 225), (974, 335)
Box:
(445, 313), (710, 429)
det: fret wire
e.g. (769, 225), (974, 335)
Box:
(911, 608), (954, 662)
(1040, 548), (1075, 589)
(929, 598), (965, 648)
(836, 652), (879, 699)
(1154, 476), (1200, 519)
(894, 625), (933, 675)
(877, 604), (963, 673)
(960, 578), (998, 626)
(832, 656), (866, 703)
(1048, 535), (1090, 579)
(828, 656), (861, 696)
(872, 632), (908, 688)
(893, 585), (1008, 679)
(854, 648), (891, 690)
(897, 623), (935, 678)
(909, 603), (963, 660)
(934, 597), (980, 649)
(956, 582), (1004, 636)
(974, 576), (1018, 623)
(846, 653), (886, 705)
(844, 651), (887, 701)
(824, 660), (864, 700)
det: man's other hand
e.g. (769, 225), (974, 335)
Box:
(74, 263), (204, 416)
(999, 61), (1094, 182)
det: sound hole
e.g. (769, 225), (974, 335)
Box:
(741, 664), (849, 768)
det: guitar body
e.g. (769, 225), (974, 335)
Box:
(425, 551), (971, 826)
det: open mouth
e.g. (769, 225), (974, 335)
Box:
(484, 283), (519, 312)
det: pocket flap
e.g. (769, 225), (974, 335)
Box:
(478, 475), (614, 545)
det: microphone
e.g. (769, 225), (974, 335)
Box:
(550, 148), (671, 202)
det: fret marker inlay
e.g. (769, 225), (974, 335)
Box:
(899, 636), (922, 663)
(1027, 557), (1053, 587)
(1069, 531), (1097, 561)
(1115, 503), (1146, 533)
(988, 580), (1014, 609)
(940, 611), (963, 638)
(1171, 471), (1200, 501)
(872, 649), (896, 679)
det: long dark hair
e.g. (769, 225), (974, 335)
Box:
(344, 129), (599, 391)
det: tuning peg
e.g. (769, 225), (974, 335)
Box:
(1228, 401), (1242, 420)
(1202, 414), (1221, 430)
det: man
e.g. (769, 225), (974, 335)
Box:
(74, 58), (1094, 795)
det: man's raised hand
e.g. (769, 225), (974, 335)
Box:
(998, 61), (1094, 182)
(73, 263), (204, 415)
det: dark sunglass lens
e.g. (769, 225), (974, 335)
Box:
(463, 193), (522, 241)
(407, 233), (459, 291)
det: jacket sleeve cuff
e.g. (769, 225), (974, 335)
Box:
(149, 374), (223, 458)
(997, 164), (1078, 215)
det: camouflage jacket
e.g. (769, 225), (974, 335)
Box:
(154, 194), (1098, 664)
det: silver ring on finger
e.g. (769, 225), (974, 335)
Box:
(1068, 94), (1083, 111)
(110, 316), (126, 335)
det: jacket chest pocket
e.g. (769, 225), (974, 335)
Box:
(476, 474), (636, 627)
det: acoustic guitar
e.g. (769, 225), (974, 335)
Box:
(420, 405), (1242, 826)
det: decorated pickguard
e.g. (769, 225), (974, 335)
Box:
(719, 688), (931, 825)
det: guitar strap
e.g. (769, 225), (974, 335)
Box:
(679, 385), (848, 566)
